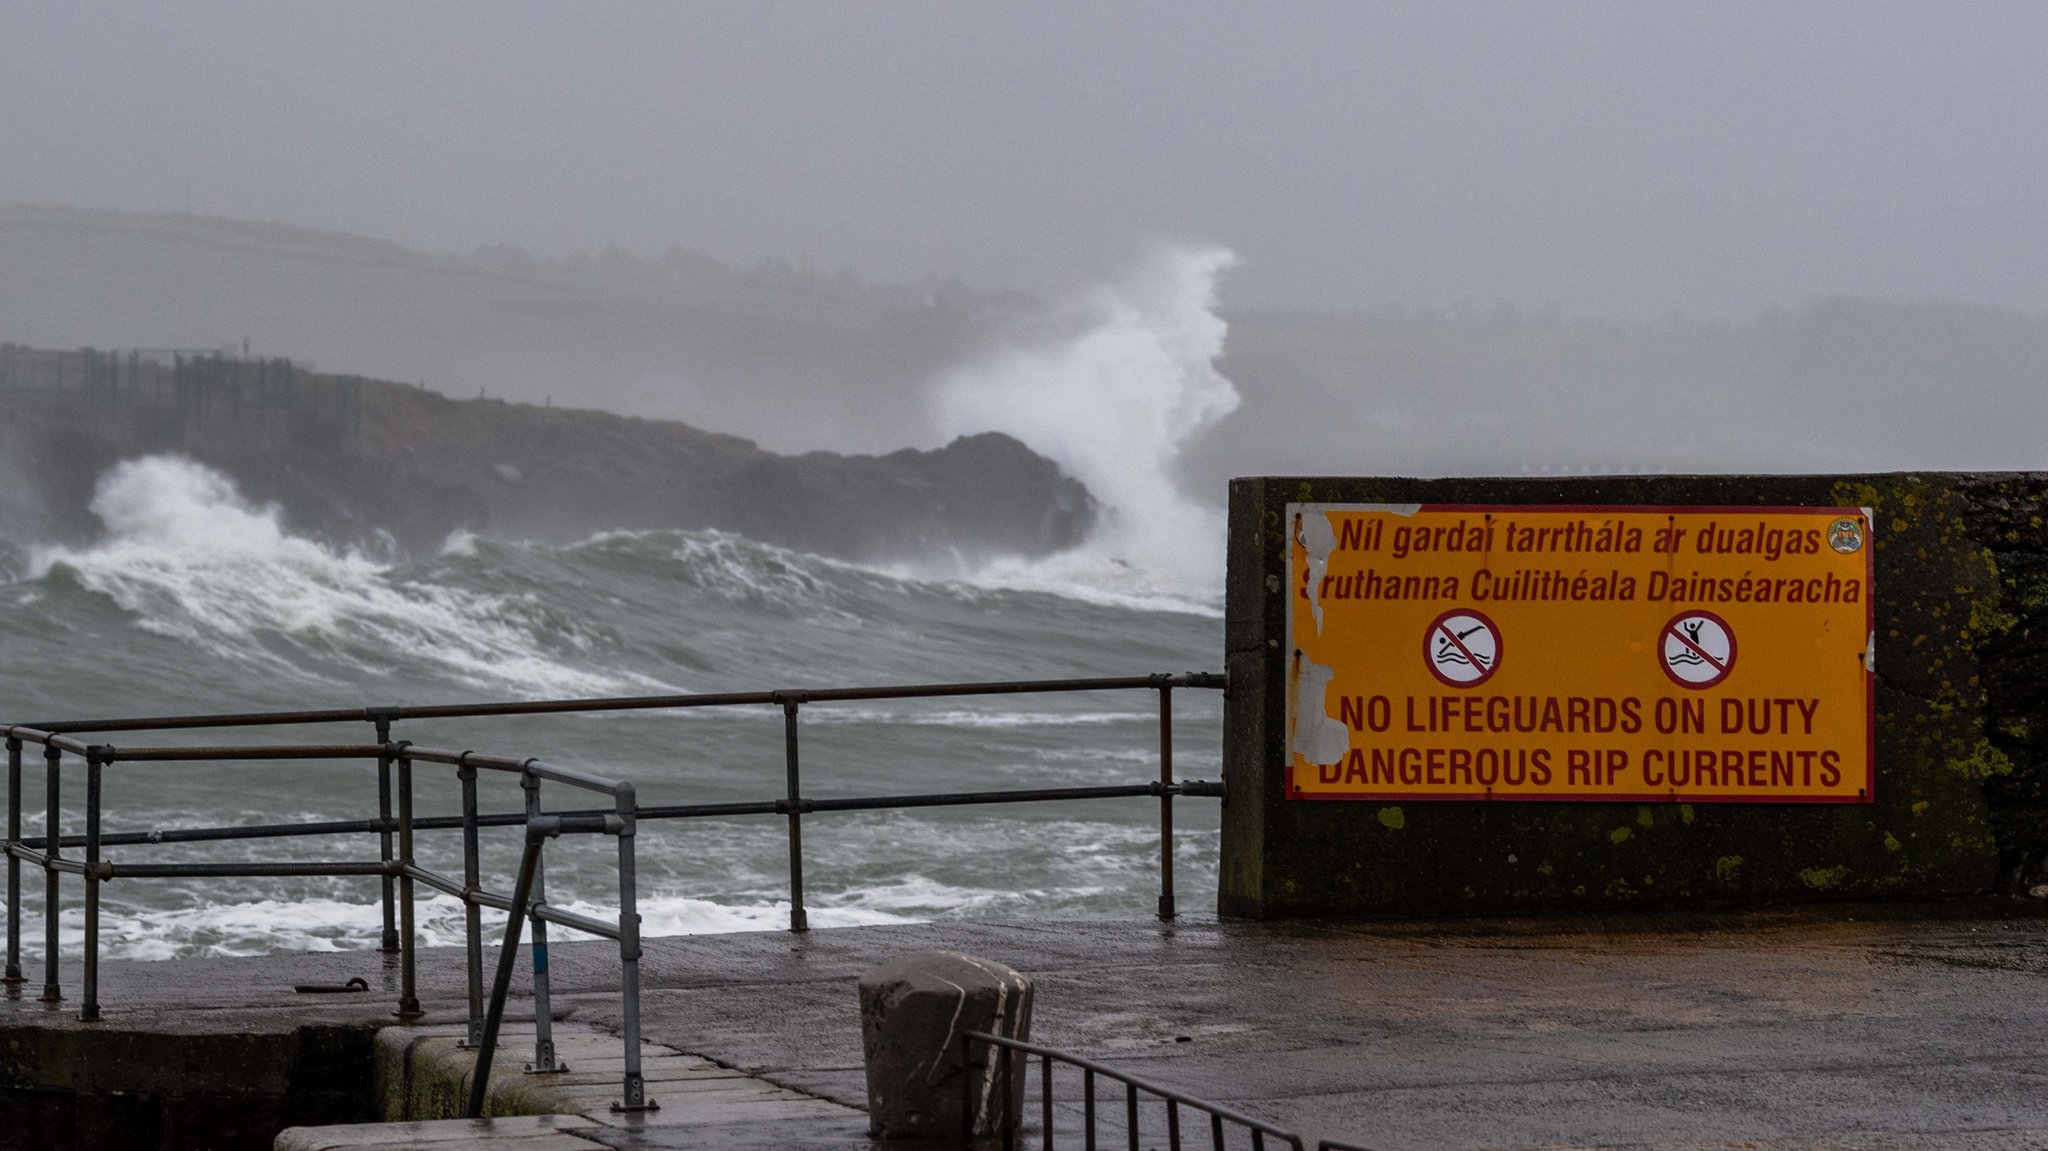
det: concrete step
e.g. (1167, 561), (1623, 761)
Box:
(277, 1022), (873, 1150)
(276, 1115), (604, 1151)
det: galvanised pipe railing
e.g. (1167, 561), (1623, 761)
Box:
(9, 673), (1223, 935)
(0, 728), (652, 1110)
(1, 674), (1225, 1115)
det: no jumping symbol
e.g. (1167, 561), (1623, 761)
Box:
(1660, 610), (1736, 689)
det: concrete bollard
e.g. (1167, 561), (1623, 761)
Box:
(859, 951), (1034, 1141)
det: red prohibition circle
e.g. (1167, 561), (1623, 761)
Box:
(1424, 607), (1502, 689)
(1658, 609), (1738, 690)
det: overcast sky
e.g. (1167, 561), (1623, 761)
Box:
(4, 2), (2046, 318)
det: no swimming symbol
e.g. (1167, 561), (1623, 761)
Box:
(1660, 610), (1736, 689)
(1425, 608), (1501, 688)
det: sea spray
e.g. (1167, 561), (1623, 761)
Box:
(932, 246), (1241, 608)
(28, 456), (650, 696)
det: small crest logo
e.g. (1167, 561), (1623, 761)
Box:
(1828, 516), (1865, 554)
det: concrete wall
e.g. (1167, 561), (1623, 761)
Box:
(1220, 473), (2048, 919)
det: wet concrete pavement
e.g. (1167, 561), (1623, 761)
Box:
(568, 906), (2048, 1149)
(14, 904), (2048, 1148)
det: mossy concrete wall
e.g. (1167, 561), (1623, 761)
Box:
(0, 1020), (373, 1150)
(1220, 473), (2048, 919)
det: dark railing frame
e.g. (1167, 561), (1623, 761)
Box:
(962, 1029), (1311, 1150)
(2, 673), (1225, 1117)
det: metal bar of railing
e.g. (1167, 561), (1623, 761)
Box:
(1085, 1066), (1096, 1151)
(963, 1030), (1306, 1149)
(1, 770), (1208, 850)
(400, 862), (478, 900)
(1159, 681), (1175, 921)
(1126, 1080), (1139, 1151)
(612, 779), (651, 1112)
(396, 749), (421, 1020)
(0, 728), (93, 755)
(531, 903), (620, 940)
(376, 715), (398, 954)
(24, 673), (1226, 734)
(468, 826), (543, 1120)
(781, 694), (807, 933)
(97, 744), (388, 762)
(110, 860), (394, 878)
(1043, 1054), (1054, 1151)
(49, 779), (1223, 851)
(82, 749), (102, 1021)
(4, 736), (20, 984)
(41, 743), (60, 1004)
(524, 772), (565, 1074)
(458, 760), (484, 1049)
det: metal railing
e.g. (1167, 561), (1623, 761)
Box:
(0, 727), (652, 1114)
(963, 1029), (1311, 1150)
(2, 672), (1226, 1116)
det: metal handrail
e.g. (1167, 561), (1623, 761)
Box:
(962, 1029), (1308, 1150)
(2, 673), (1226, 1118)
(19, 673), (1228, 733)
(0, 727), (653, 1113)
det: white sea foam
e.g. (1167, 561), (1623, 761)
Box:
(28, 456), (639, 696)
(797, 707), (1149, 729)
(933, 246), (1240, 615)
(62, 890), (919, 961)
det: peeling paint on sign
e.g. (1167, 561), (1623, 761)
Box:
(1283, 503), (1875, 804)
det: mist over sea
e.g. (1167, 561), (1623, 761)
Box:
(0, 251), (1238, 960)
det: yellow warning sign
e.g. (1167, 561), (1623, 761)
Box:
(1286, 504), (1874, 803)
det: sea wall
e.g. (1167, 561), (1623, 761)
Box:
(1219, 473), (2048, 918)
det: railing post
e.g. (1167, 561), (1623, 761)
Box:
(375, 717), (398, 953)
(468, 830), (543, 1119)
(394, 749), (421, 1020)
(1157, 680), (1176, 922)
(81, 748), (103, 1022)
(40, 743), (61, 1004)
(612, 782), (653, 1111)
(457, 760), (484, 1049)
(1085, 1066), (1097, 1151)
(523, 770), (566, 1074)
(5, 736), (22, 984)
(779, 692), (808, 933)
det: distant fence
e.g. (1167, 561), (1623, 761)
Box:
(0, 343), (363, 451)
(3, 672), (1225, 1116)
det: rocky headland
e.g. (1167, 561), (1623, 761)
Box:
(0, 344), (1094, 563)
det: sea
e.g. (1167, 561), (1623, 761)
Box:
(0, 247), (1242, 962)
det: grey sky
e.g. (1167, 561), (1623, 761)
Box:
(4, 2), (2046, 317)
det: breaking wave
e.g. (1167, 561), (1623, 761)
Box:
(26, 457), (658, 697)
(933, 245), (1241, 613)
